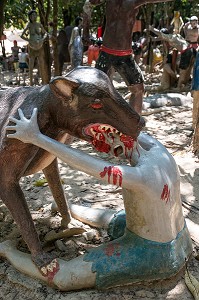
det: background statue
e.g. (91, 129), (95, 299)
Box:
(21, 10), (49, 85)
(149, 25), (196, 90)
(170, 11), (184, 34)
(68, 17), (83, 69)
(57, 25), (73, 74)
(11, 40), (21, 72)
(83, 0), (174, 115)
(184, 16), (199, 46)
(3, 107), (192, 290)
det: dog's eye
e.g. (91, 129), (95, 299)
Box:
(91, 99), (103, 109)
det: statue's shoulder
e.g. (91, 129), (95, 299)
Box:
(24, 22), (31, 29)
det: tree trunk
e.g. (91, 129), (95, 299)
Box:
(145, 4), (154, 73)
(0, 0), (7, 36)
(37, 0), (51, 83)
(193, 91), (199, 155)
(52, 0), (59, 76)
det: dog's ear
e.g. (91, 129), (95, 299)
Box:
(49, 77), (80, 99)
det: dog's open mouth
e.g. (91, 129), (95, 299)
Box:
(84, 123), (136, 158)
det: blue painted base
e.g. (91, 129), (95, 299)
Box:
(107, 209), (126, 240)
(192, 52), (199, 90)
(84, 223), (192, 289)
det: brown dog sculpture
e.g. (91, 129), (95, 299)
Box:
(0, 66), (144, 279)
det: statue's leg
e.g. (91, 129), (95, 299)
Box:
(177, 68), (187, 89)
(70, 204), (118, 230)
(128, 83), (144, 114)
(95, 51), (112, 77)
(43, 159), (71, 227)
(28, 56), (35, 86)
(178, 50), (195, 89)
(0, 239), (96, 291)
(113, 54), (144, 114)
(0, 205), (192, 291)
(84, 224), (192, 289)
(160, 69), (171, 90)
(38, 47), (50, 85)
(0, 180), (43, 259)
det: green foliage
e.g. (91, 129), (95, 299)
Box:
(33, 178), (48, 187)
(2, 0), (106, 35)
(173, 0), (199, 21)
(4, 0), (33, 29)
(2, 0), (199, 32)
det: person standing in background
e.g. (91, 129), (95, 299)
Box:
(18, 48), (29, 71)
(18, 47), (29, 85)
(11, 40), (21, 71)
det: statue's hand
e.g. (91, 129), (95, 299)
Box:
(6, 108), (40, 144)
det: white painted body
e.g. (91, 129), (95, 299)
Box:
(26, 130), (184, 243)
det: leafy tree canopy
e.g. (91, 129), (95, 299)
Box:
(1, 0), (199, 33)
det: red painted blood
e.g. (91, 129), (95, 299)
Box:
(100, 166), (122, 186)
(161, 184), (171, 203)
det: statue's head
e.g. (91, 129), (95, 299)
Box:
(160, 28), (169, 35)
(28, 10), (37, 22)
(190, 16), (198, 28)
(174, 11), (180, 18)
(75, 16), (83, 27)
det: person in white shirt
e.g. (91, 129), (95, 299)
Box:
(18, 47), (29, 72)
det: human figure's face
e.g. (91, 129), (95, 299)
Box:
(190, 20), (198, 28)
(30, 12), (37, 23)
(78, 19), (83, 29)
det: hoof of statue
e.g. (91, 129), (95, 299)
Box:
(32, 252), (60, 280)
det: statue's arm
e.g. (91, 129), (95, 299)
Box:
(40, 23), (48, 39)
(82, 0), (105, 45)
(170, 17), (174, 26)
(82, 1), (93, 45)
(6, 108), (142, 190)
(183, 22), (189, 37)
(149, 25), (173, 42)
(21, 24), (30, 42)
(134, 0), (173, 9)
(149, 25), (162, 37)
(179, 18), (184, 31)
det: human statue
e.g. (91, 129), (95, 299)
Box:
(149, 25), (197, 90)
(183, 16), (199, 46)
(3, 107), (192, 291)
(68, 17), (83, 69)
(170, 11), (184, 34)
(82, 0), (174, 115)
(21, 10), (49, 85)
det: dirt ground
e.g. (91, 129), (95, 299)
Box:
(0, 69), (199, 299)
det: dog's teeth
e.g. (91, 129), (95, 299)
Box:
(90, 128), (95, 135)
(41, 267), (48, 275)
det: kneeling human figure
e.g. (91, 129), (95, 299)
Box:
(3, 108), (192, 290)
